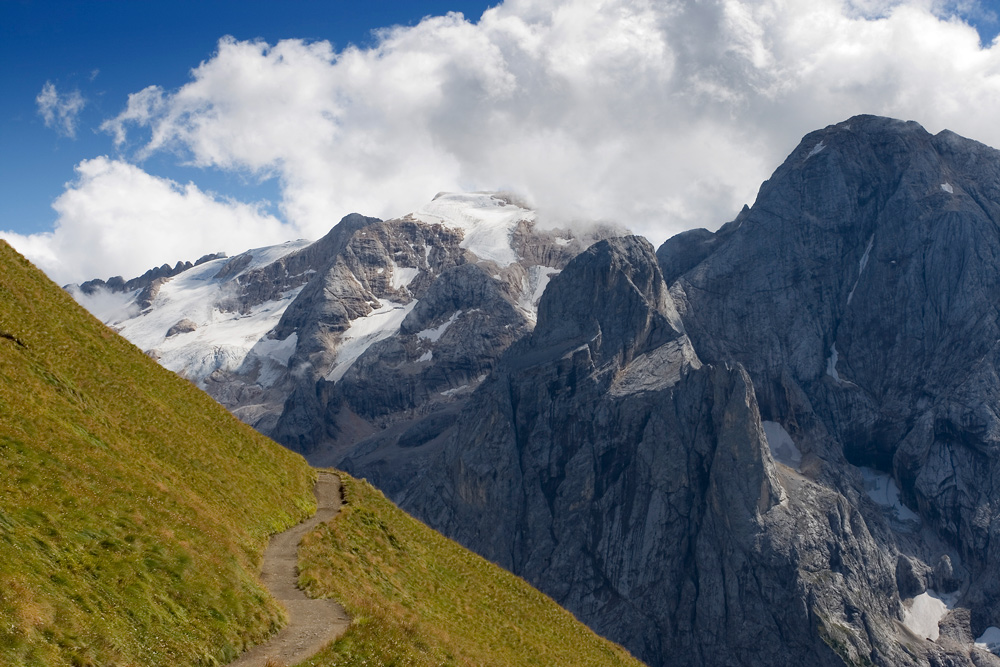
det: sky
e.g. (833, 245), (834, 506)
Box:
(4, 0), (1000, 285)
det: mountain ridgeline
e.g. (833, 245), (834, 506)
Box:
(72, 116), (1000, 666)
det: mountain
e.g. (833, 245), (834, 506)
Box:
(70, 116), (1000, 666)
(662, 115), (1000, 662)
(5, 238), (648, 666)
(365, 235), (849, 667)
(0, 240), (317, 666)
(337, 117), (1000, 667)
(69, 192), (621, 464)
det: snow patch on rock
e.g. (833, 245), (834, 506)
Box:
(860, 467), (921, 528)
(826, 343), (842, 382)
(417, 311), (460, 342)
(326, 300), (417, 382)
(518, 266), (559, 322)
(762, 421), (802, 470)
(253, 332), (298, 367)
(941, 182), (954, 194)
(389, 260), (420, 290)
(976, 626), (1000, 654)
(902, 590), (957, 641)
(807, 141), (826, 158)
(847, 235), (874, 305)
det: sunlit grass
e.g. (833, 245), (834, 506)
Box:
(0, 241), (316, 666)
(297, 474), (646, 667)
(0, 240), (644, 666)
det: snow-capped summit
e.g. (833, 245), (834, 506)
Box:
(409, 192), (536, 267)
(70, 192), (620, 442)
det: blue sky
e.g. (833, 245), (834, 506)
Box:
(2, 1), (495, 237)
(5, 0), (1000, 284)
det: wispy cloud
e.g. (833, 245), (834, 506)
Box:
(12, 0), (1000, 283)
(36, 81), (86, 138)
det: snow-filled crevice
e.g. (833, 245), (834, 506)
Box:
(518, 265), (560, 324)
(847, 234), (874, 305)
(417, 311), (460, 342)
(826, 343), (842, 382)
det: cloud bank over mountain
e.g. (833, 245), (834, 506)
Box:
(10, 0), (1000, 284)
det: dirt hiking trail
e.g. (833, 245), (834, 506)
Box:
(228, 471), (350, 667)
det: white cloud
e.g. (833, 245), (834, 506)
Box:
(12, 0), (1000, 283)
(0, 157), (291, 285)
(36, 81), (86, 138)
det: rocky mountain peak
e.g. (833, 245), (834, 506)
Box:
(532, 235), (686, 370)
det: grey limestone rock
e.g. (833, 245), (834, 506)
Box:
(660, 114), (1000, 664)
(72, 253), (225, 296)
(369, 236), (889, 666)
(165, 318), (197, 337)
(261, 203), (617, 459)
(339, 118), (1000, 666)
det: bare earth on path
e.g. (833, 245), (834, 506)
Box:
(228, 472), (350, 667)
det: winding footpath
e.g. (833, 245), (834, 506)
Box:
(228, 472), (350, 667)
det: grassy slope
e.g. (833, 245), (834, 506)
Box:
(0, 241), (317, 666)
(298, 474), (646, 667)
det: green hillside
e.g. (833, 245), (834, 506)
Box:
(0, 241), (317, 666)
(298, 474), (645, 667)
(0, 241), (645, 667)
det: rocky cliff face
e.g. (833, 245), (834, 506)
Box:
(665, 115), (1000, 649)
(337, 118), (1000, 666)
(344, 235), (928, 666)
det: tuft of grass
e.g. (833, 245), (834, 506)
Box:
(0, 241), (316, 666)
(297, 474), (646, 667)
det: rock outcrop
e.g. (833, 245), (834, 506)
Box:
(665, 115), (1000, 646)
(343, 236), (889, 666)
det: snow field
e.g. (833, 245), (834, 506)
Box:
(412, 193), (534, 267)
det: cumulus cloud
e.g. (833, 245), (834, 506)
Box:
(0, 157), (290, 285)
(13, 0), (1000, 282)
(36, 81), (86, 138)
